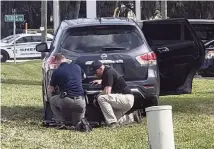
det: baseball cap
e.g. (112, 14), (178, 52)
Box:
(91, 60), (103, 71)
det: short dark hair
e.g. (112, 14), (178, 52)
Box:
(91, 60), (103, 71)
(54, 53), (65, 61)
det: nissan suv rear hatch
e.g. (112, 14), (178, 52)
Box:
(60, 25), (150, 83)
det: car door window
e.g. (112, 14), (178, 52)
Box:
(143, 23), (194, 47)
(16, 36), (31, 43)
(47, 37), (52, 41)
(32, 36), (41, 42)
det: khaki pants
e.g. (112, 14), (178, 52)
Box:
(97, 94), (134, 124)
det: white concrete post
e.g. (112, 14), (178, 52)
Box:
(135, 0), (141, 21)
(86, 0), (97, 18)
(145, 105), (175, 149)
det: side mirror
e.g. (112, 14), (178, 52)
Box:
(36, 42), (49, 52)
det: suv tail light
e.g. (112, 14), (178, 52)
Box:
(136, 52), (157, 66)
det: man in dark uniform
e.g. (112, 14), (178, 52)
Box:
(48, 53), (86, 128)
(91, 60), (135, 128)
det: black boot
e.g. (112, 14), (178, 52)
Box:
(108, 122), (120, 129)
(57, 122), (68, 130)
(133, 110), (144, 123)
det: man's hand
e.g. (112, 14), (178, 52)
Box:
(90, 80), (102, 86)
(104, 86), (112, 94)
(93, 98), (98, 107)
(47, 85), (55, 98)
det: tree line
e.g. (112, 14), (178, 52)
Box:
(1, 1), (214, 38)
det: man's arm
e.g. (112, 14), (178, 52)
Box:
(47, 85), (55, 97)
(81, 68), (86, 80)
(103, 72), (114, 94)
(48, 72), (57, 97)
(103, 86), (112, 94)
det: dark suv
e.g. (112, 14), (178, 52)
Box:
(36, 17), (204, 126)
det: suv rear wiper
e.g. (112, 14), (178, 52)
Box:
(102, 47), (126, 51)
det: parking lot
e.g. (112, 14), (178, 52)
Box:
(1, 60), (214, 149)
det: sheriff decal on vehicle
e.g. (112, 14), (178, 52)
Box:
(0, 33), (53, 62)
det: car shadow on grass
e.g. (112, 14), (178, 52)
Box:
(1, 105), (43, 125)
(1, 79), (41, 86)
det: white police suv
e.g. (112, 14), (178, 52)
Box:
(0, 33), (53, 62)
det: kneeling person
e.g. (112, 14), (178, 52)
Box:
(91, 60), (134, 128)
(48, 53), (86, 128)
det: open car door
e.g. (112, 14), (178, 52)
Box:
(140, 18), (205, 95)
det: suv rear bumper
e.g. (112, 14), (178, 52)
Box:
(85, 88), (146, 98)
(84, 72), (159, 110)
(84, 68), (159, 97)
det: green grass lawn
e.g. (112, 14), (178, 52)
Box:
(1, 61), (214, 149)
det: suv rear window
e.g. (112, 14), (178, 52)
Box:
(61, 25), (143, 53)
